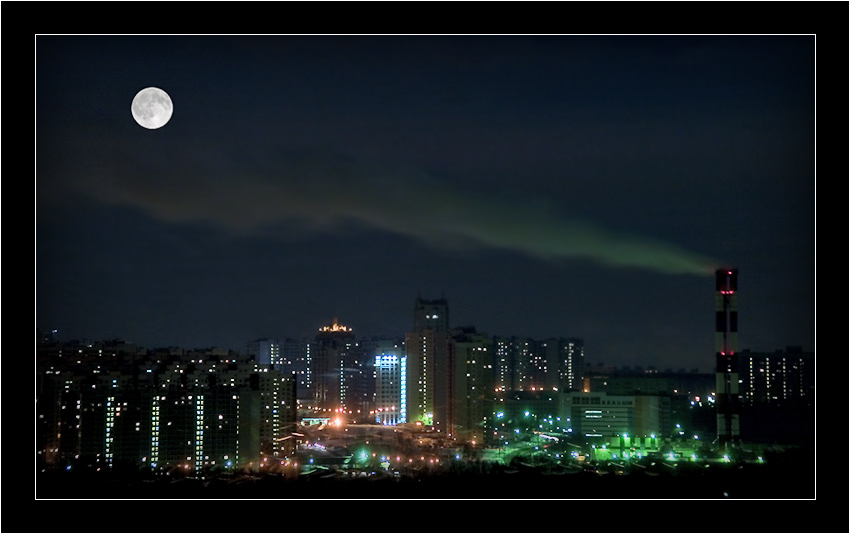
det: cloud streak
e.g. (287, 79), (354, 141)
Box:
(50, 134), (719, 277)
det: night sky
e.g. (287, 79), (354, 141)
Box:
(35, 35), (815, 372)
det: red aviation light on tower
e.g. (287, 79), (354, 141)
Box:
(715, 268), (739, 292)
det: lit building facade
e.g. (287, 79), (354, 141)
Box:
(413, 296), (449, 332)
(737, 346), (814, 406)
(493, 337), (584, 392)
(36, 341), (297, 474)
(374, 352), (406, 425)
(282, 337), (313, 402)
(246, 338), (280, 367)
(449, 326), (494, 444)
(494, 336), (584, 393)
(561, 391), (663, 442)
(342, 340), (376, 422)
(405, 329), (444, 427)
(493, 337), (538, 392)
(312, 318), (356, 417)
(734, 346), (814, 444)
(542, 337), (585, 392)
(405, 297), (451, 431)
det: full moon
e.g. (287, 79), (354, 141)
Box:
(131, 87), (173, 129)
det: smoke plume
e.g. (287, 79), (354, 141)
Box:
(52, 135), (718, 277)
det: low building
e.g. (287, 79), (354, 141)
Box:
(560, 391), (666, 443)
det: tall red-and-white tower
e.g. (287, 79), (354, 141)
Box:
(715, 268), (740, 448)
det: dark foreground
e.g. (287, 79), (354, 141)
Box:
(37, 459), (813, 500)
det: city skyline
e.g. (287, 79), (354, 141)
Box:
(36, 34), (815, 375)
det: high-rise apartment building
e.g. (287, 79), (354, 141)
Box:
(735, 346), (814, 444)
(737, 346), (814, 406)
(449, 326), (494, 443)
(494, 336), (584, 393)
(36, 340), (297, 474)
(246, 338), (280, 367)
(312, 318), (357, 417)
(413, 296), (449, 332)
(405, 297), (451, 432)
(281, 337), (313, 402)
(541, 337), (585, 392)
(493, 337), (538, 392)
(375, 349), (406, 426)
(343, 339), (375, 421)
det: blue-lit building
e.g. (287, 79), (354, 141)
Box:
(374, 351), (406, 425)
